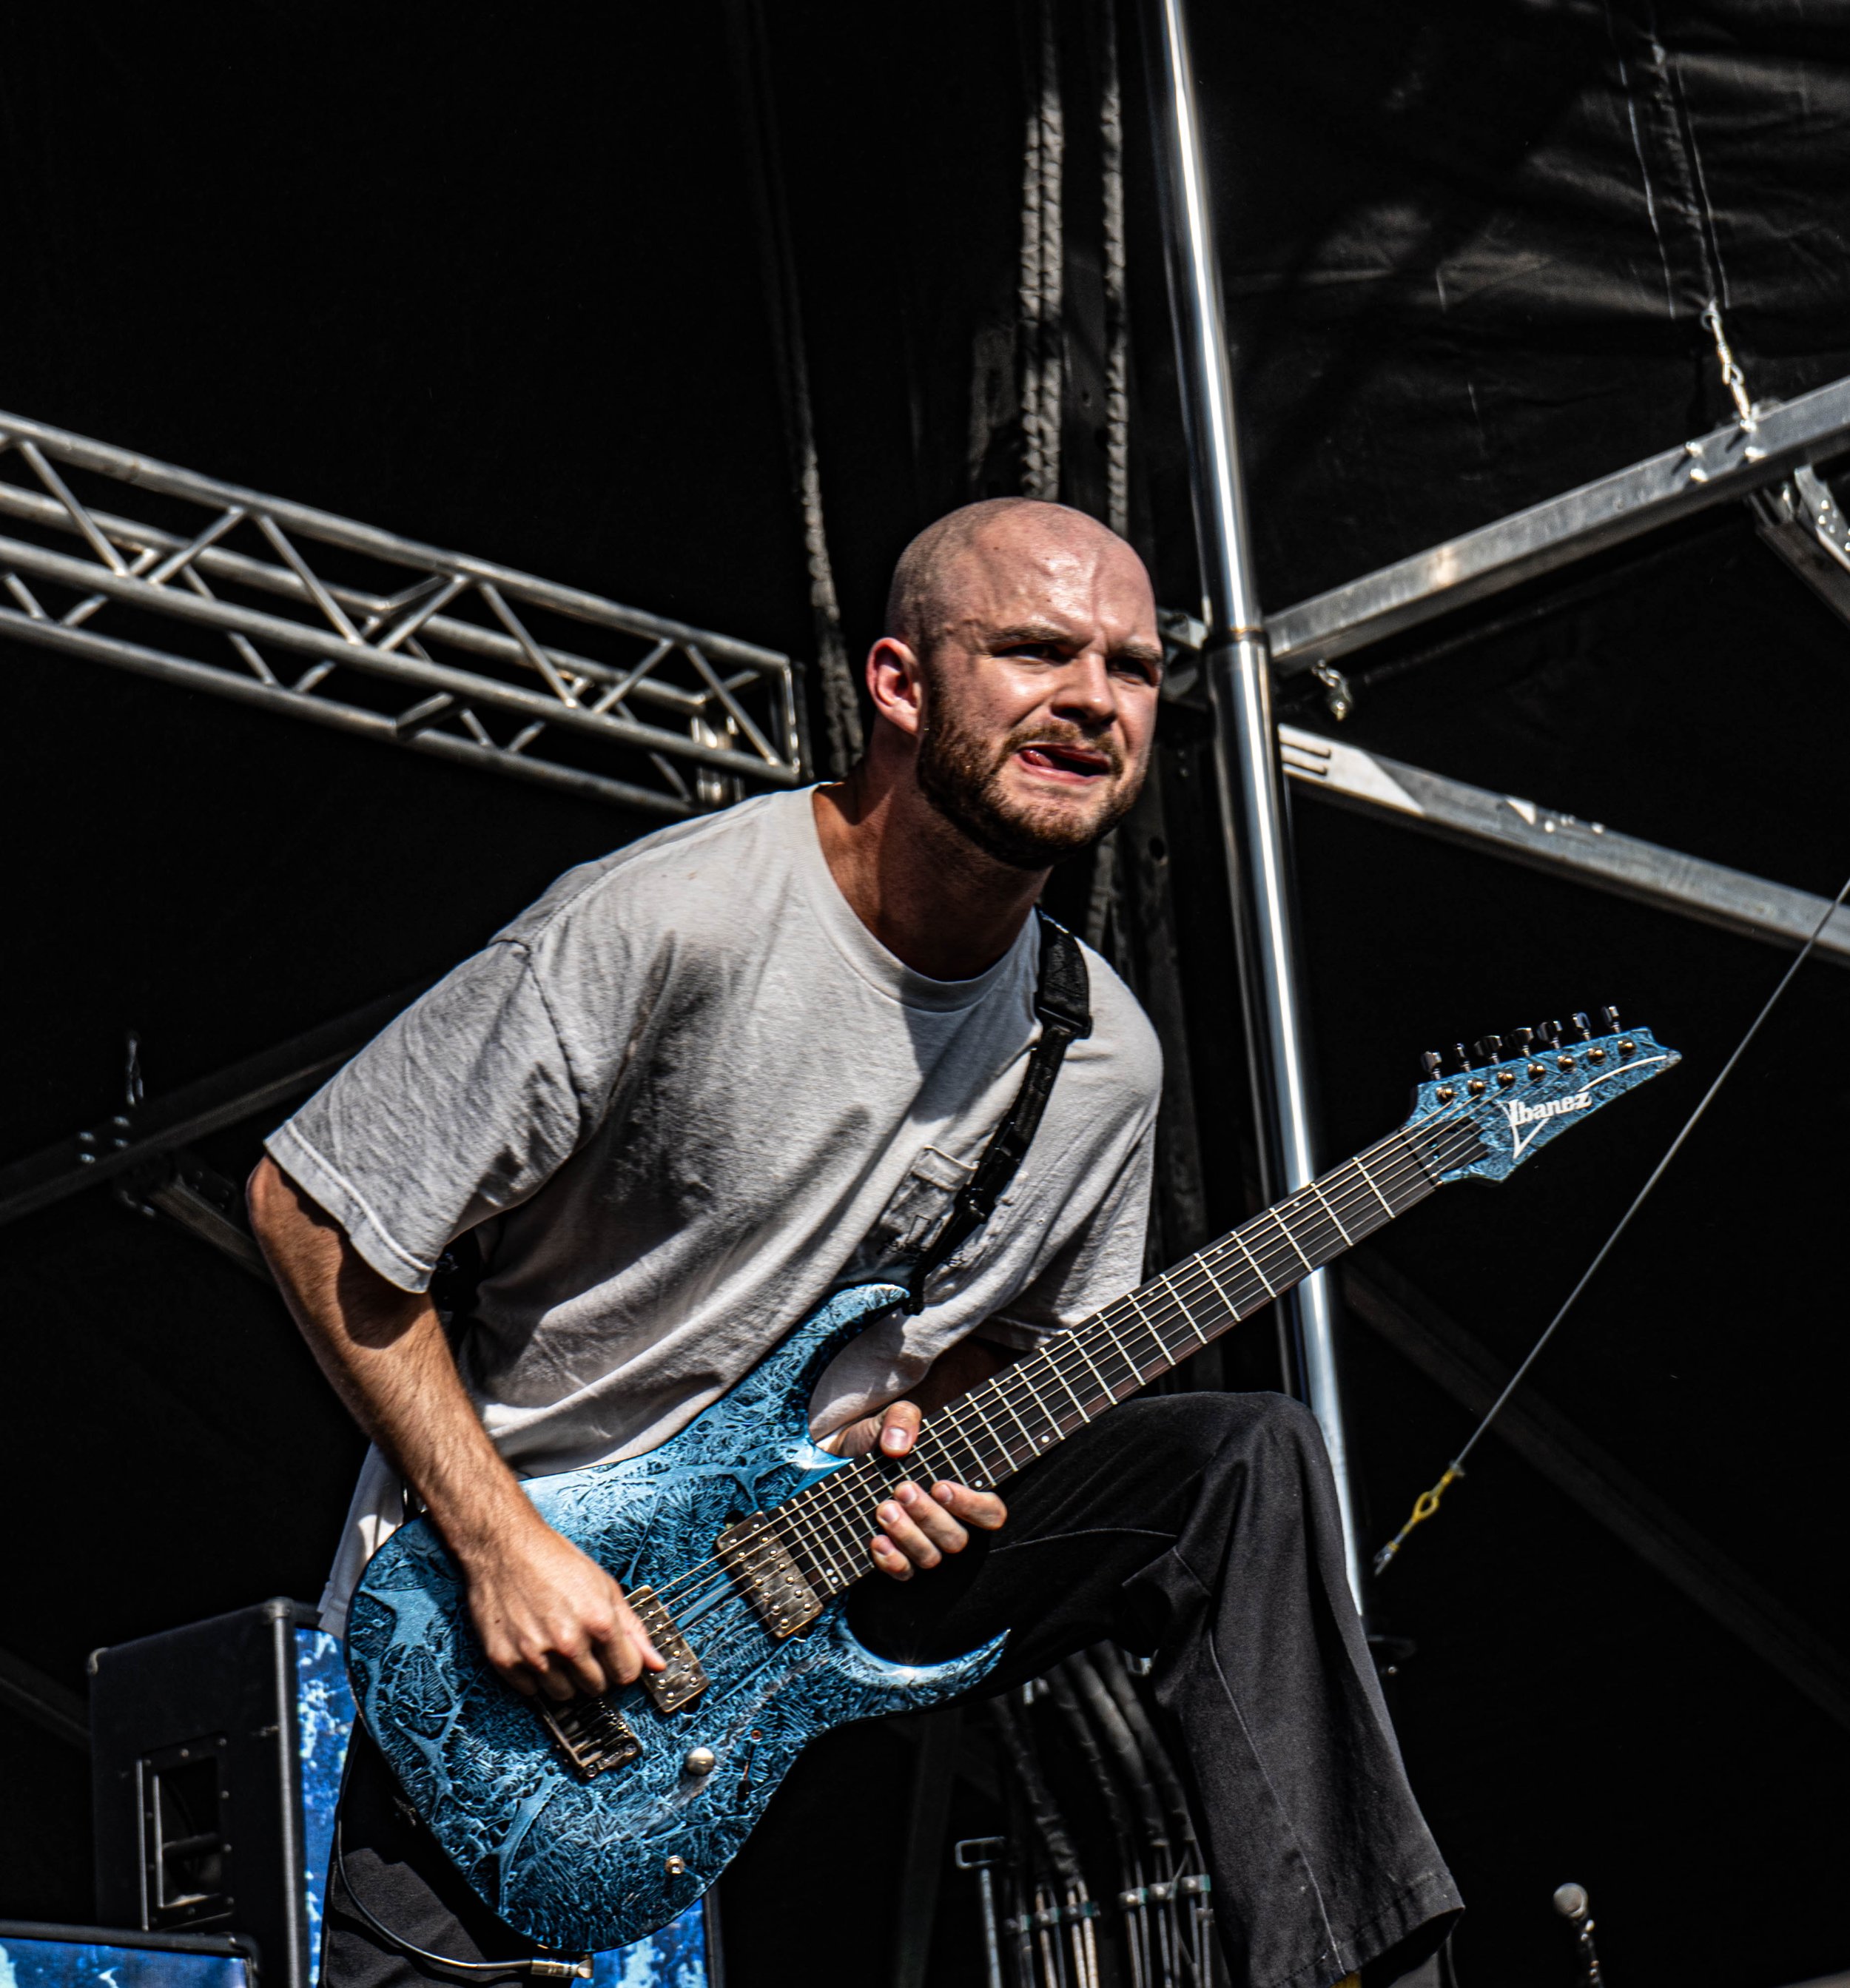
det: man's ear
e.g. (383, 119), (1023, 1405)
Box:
(865, 635), (926, 739)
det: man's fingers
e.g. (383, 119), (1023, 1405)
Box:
(931, 1480), (1009, 1531)
(870, 1532), (914, 1580)
(875, 1493), (961, 1568)
(879, 1400), (923, 1459)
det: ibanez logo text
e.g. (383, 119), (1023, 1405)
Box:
(1503, 1089), (1590, 1155)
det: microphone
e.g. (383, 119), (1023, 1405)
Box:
(1553, 1882), (1604, 1987)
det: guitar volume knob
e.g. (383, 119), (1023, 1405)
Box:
(684, 1747), (717, 1776)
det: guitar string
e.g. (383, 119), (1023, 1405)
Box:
(617, 1126), (1498, 1687)
(630, 1042), (1658, 1682)
(777, 1114), (1484, 1581)
(639, 1103), (1490, 1619)
(633, 1119), (1463, 1620)
(635, 1102), (1490, 1623)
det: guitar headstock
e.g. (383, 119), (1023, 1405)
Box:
(1404, 1009), (1679, 1183)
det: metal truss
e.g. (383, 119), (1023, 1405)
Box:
(0, 412), (806, 819)
(1264, 372), (1850, 672)
(1278, 724), (1850, 970)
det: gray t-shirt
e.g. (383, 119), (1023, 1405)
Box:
(269, 788), (1161, 1631)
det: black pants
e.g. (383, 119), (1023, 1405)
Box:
(326, 1393), (1460, 1988)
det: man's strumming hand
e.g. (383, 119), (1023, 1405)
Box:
(456, 1505), (665, 1702)
(827, 1398), (1008, 1581)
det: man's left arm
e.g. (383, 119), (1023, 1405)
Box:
(825, 1335), (1018, 1581)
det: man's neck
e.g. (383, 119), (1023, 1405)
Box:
(811, 767), (1048, 981)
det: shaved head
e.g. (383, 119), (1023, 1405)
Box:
(884, 498), (1137, 662)
(858, 497), (1160, 871)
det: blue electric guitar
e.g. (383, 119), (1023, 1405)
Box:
(345, 1013), (1676, 1953)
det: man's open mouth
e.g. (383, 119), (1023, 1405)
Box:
(1015, 740), (1116, 780)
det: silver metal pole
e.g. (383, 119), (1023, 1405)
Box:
(1146, 0), (1362, 1600)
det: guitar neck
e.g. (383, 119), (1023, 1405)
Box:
(770, 1108), (1478, 1600)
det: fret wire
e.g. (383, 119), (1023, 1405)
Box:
(1308, 1180), (1354, 1246)
(926, 1420), (992, 1490)
(1267, 1203), (1316, 1276)
(1066, 1329), (1117, 1403)
(1353, 1149), (1396, 1220)
(1092, 1312), (1148, 1390)
(1076, 1314), (1137, 1397)
(956, 1417), (1009, 1488)
(1299, 1193), (1345, 1262)
(1195, 1251), (1252, 1323)
(1097, 1304), (1160, 1383)
(1039, 1345), (1092, 1423)
(1123, 1286), (1175, 1354)
(1109, 1292), (1168, 1369)
(998, 1360), (1073, 1455)
(992, 1363), (1060, 1454)
(811, 1468), (875, 1575)
(773, 1490), (835, 1574)
(1105, 1304), (1168, 1383)
(1151, 1270), (1209, 1346)
(781, 1497), (851, 1590)
(1227, 1227), (1277, 1297)
(958, 1397), (1018, 1477)
(969, 1391), (1025, 1471)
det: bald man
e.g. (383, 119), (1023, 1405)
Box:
(251, 499), (1459, 1988)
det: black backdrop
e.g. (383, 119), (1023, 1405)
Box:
(2, 5), (1847, 1987)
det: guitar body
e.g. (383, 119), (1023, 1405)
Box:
(344, 1280), (1006, 1955)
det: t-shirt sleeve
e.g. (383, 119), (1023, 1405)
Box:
(264, 940), (584, 1292)
(976, 1112), (1157, 1351)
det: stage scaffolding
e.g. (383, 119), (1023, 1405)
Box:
(0, 411), (807, 821)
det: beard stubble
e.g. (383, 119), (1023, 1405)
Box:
(915, 694), (1141, 870)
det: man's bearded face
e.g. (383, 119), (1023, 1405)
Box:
(915, 675), (1141, 870)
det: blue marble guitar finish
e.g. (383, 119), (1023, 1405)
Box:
(346, 1017), (1679, 1955)
(345, 1283), (1003, 1955)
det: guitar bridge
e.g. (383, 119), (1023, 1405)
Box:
(716, 1514), (823, 1639)
(535, 1695), (642, 1782)
(628, 1585), (710, 1713)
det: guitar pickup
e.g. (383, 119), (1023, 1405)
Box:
(628, 1585), (710, 1713)
(716, 1514), (823, 1639)
(535, 1694), (642, 1782)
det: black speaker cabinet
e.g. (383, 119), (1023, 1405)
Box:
(89, 1599), (350, 1988)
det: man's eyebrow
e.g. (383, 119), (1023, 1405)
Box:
(987, 622), (1166, 666)
(987, 622), (1077, 648)
(1114, 638), (1166, 668)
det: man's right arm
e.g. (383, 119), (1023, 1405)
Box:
(246, 1156), (659, 1702)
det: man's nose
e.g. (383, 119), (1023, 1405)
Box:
(1049, 651), (1117, 726)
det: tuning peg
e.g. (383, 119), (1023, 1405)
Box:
(1508, 1026), (1534, 1058)
(1599, 1004), (1621, 1031)
(1473, 1034), (1503, 1064)
(1448, 1043), (1470, 1074)
(1420, 1050), (1443, 1079)
(1570, 1012), (1592, 1041)
(1535, 1018), (1562, 1049)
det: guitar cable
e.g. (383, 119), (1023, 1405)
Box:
(331, 1749), (593, 1982)
(1373, 859), (1850, 1577)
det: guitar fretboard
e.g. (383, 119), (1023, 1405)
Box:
(760, 1108), (1478, 1598)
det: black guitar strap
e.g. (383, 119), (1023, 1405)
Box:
(898, 910), (1092, 1315)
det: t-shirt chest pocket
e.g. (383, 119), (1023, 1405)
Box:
(852, 1145), (976, 1275)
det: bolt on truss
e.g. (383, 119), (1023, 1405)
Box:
(0, 412), (807, 819)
